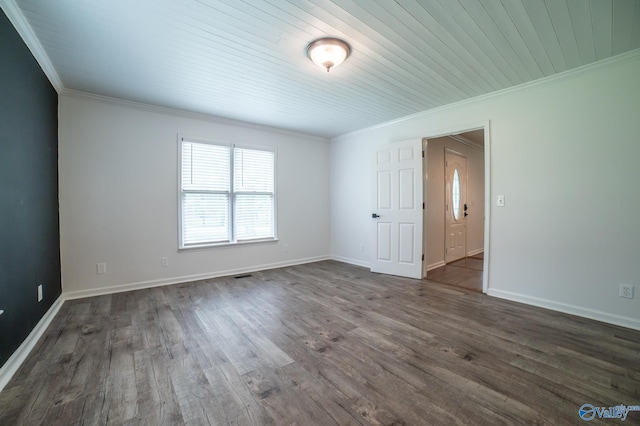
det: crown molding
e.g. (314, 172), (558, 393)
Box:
(447, 134), (484, 151)
(1, 0), (64, 93)
(60, 89), (330, 143)
(333, 48), (640, 142)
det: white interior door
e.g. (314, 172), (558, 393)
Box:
(371, 139), (423, 279)
(445, 150), (467, 263)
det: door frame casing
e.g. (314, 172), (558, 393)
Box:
(422, 121), (491, 294)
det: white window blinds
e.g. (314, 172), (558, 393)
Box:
(180, 139), (275, 248)
(234, 148), (275, 241)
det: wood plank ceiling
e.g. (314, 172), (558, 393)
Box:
(8, 0), (640, 138)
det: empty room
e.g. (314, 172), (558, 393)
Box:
(1, 0), (639, 424)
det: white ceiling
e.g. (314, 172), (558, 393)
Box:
(6, 0), (640, 138)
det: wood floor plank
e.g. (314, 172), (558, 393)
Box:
(207, 346), (276, 426)
(195, 308), (264, 376)
(221, 306), (294, 369)
(275, 362), (366, 425)
(1, 260), (639, 425)
(132, 347), (185, 425)
(426, 262), (483, 292)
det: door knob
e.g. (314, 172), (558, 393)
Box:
(372, 213), (380, 218)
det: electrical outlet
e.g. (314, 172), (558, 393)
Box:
(283, 244), (289, 253)
(496, 195), (505, 207)
(97, 263), (107, 275)
(161, 257), (169, 267)
(37, 285), (43, 302)
(359, 243), (365, 252)
(619, 284), (634, 299)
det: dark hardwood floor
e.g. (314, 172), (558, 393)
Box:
(1, 260), (639, 425)
(427, 255), (484, 292)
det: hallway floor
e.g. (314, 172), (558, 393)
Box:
(427, 253), (484, 292)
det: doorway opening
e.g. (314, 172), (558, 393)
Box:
(422, 126), (489, 293)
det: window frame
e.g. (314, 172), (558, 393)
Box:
(178, 135), (277, 250)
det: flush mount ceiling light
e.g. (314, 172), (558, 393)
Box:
(306, 37), (351, 72)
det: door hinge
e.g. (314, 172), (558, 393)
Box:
(422, 202), (425, 209)
(422, 151), (425, 158)
(422, 254), (424, 261)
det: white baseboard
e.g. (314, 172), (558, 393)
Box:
(488, 288), (640, 331)
(330, 255), (370, 269)
(467, 248), (484, 257)
(426, 261), (446, 271)
(0, 295), (65, 392)
(64, 256), (330, 300)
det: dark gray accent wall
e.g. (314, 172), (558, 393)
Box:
(0, 11), (61, 367)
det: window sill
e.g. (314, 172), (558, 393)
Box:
(178, 237), (279, 252)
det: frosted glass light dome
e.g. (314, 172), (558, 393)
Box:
(306, 38), (351, 72)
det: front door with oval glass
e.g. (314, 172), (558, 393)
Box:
(445, 150), (467, 263)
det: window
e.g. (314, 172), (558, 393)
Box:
(452, 168), (461, 221)
(179, 138), (275, 248)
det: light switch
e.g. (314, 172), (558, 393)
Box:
(496, 195), (505, 207)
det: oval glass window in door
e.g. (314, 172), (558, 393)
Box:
(452, 168), (461, 220)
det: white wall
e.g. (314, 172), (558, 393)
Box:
(59, 94), (330, 297)
(330, 51), (640, 330)
(426, 136), (484, 269)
